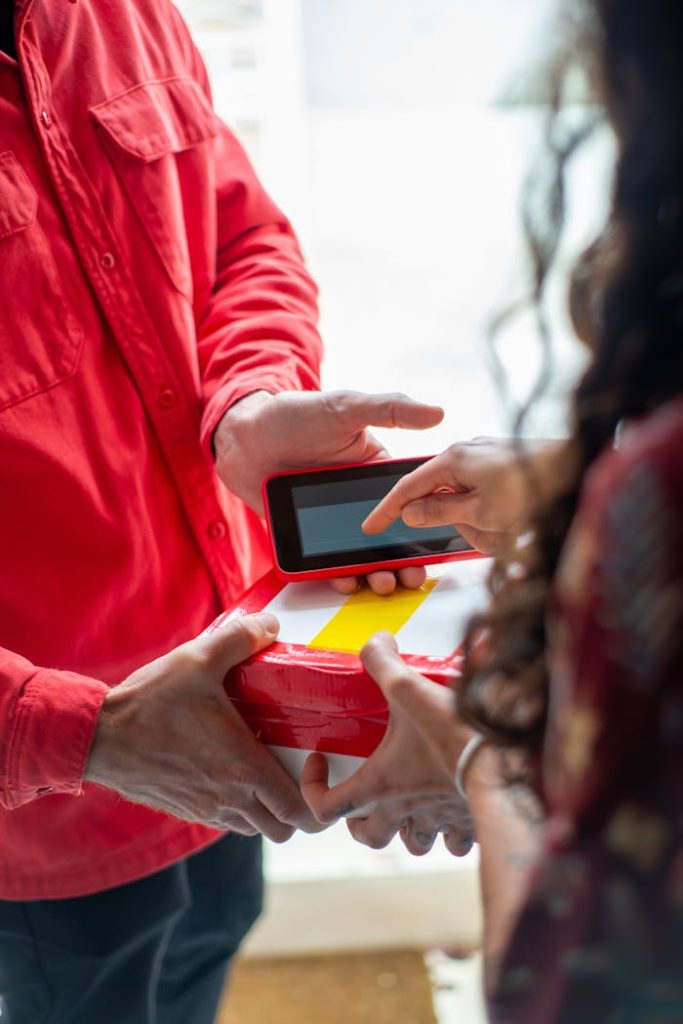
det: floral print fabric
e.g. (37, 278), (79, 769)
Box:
(492, 399), (683, 1024)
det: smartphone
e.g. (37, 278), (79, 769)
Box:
(262, 457), (478, 582)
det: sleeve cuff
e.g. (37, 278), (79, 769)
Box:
(4, 668), (109, 809)
(200, 372), (309, 457)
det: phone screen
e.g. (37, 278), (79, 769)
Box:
(292, 475), (460, 556)
(266, 459), (473, 574)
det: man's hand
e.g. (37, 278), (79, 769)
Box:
(85, 613), (323, 842)
(214, 389), (444, 594)
(301, 632), (475, 857)
(362, 436), (568, 556)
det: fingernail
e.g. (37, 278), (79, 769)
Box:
(402, 501), (425, 526)
(254, 612), (279, 636)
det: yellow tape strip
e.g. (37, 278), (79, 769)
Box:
(308, 579), (437, 654)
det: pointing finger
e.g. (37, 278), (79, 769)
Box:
(334, 391), (444, 432)
(362, 453), (466, 535)
(401, 491), (478, 528)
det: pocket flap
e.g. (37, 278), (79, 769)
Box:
(90, 77), (219, 161)
(0, 151), (38, 239)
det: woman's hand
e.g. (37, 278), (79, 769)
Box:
(301, 632), (475, 857)
(362, 437), (566, 556)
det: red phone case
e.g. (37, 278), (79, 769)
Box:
(262, 458), (481, 582)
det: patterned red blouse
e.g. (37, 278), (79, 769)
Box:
(492, 398), (683, 1023)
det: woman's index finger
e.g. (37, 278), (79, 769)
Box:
(361, 457), (448, 535)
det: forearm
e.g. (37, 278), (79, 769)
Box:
(465, 747), (542, 995)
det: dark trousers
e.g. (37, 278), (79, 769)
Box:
(0, 833), (263, 1024)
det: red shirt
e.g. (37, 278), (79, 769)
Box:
(0, 0), (321, 899)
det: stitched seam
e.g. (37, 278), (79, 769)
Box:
(4, 671), (41, 808)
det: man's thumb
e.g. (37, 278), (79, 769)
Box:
(197, 612), (280, 675)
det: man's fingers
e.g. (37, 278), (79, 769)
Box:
(207, 811), (259, 836)
(337, 391), (444, 433)
(329, 576), (359, 595)
(366, 570), (398, 595)
(197, 612), (280, 676)
(329, 566), (426, 597)
(211, 805), (293, 843)
(397, 565), (427, 590)
(365, 568), (427, 595)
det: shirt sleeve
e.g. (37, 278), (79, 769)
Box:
(196, 140), (323, 453)
(0, 646), (108, 809)
(490, 418), (683, 1024)
(165, 5), (323, 453)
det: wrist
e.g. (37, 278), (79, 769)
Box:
(464, 743), (506, 807)
(454, 733), (504, 802)
(213, 390), (274, 461)
(84, 685), (137, 788)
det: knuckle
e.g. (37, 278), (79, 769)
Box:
(388, 390), (410, 406)
(233, 762), (263, 791)
(445, 442), (465, 468)
(328, 389), (354, 415)
(227, 615), (258, 645)
(179, 644), (214, 678)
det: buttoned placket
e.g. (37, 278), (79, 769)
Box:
(14, 12), (237, 601)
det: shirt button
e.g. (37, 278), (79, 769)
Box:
(100, 252), (116, 270)
(159, 388), (177, 409)
(208, 521), (226, 540)
(36, 786), (54, 797)
(40, 110), (52, 128)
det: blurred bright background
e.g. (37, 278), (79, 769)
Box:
(173, 1), (614, 1018)
(176, 0), (614, 447)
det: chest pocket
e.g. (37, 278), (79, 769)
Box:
(90, 77), (220, 296)
(0, 151), (84, 413)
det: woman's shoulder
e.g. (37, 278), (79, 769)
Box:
(557, 397), (683, 637)
(584, 396), (683, 511)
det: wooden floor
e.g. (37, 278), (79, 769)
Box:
(218, 950), (437, 1024)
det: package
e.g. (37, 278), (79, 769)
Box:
(219, 558), (492, 786)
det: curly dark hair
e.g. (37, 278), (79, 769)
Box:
(457, 0), (683, 762)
